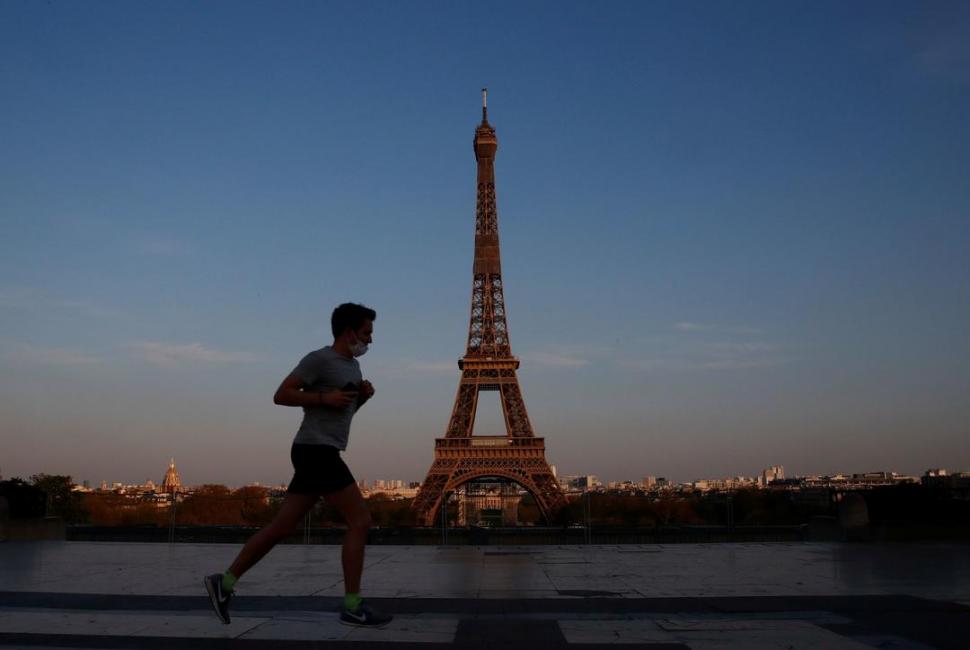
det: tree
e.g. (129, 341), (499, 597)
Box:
(234, 486), (278, 526)
(177, 484), (235, 525)
(367, 496), (417, 526)
(30, 474), (86, 524)
(0, 478), (47, 519)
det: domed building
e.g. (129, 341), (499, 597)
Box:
(161, 458), (182, 494)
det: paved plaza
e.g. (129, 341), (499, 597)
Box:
(1, 541), (969, 648)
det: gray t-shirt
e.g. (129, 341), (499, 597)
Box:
(290, 346), (362, 449)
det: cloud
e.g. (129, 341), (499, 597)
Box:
(0, 287), (122, 319)
(674, 322), (761, 335)
(619, 341), (796, 372)
(520, 351), (589, 368)
(409, 361), (456, 373)
(674, 322), (707, 332)
(55, 299), (124, 319)
(367, 358), (457, 379)
(0, 287), (41, 308)
(8, 344), (101, 366)
(126, 342), (260, 367)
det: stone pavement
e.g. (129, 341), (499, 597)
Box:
(1, 541), (969, 648)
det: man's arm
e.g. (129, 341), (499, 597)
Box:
(273, 374), (357, 409)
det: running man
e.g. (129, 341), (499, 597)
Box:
(205, 302), (391, 628)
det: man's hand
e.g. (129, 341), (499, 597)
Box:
(274, 373), (364, 409)
(356, 380), (375, 409)
(320, 389), (359, 409)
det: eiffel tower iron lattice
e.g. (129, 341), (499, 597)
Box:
(412, 91), (567, 526)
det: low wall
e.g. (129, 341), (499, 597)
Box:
(67, 524), (808, 544)
(1, 517), (67, 541)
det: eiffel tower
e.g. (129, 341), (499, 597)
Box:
(413, 91), (567, 526)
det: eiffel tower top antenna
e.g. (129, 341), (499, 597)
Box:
(482, 87), (488, 123)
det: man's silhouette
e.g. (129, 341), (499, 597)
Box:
(205, 302), (391, 628)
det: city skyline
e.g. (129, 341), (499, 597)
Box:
(10, 456), (959, 493)
(2, 2), (969, 488)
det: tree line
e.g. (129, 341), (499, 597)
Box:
(7, 474), (964, 529)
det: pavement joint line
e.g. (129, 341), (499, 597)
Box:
(0, 608), (856, 625)
(2, 592), (969, 614)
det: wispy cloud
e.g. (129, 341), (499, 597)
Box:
(126, 342), (260, 368)
(674, 321), (707, 332)
(698, 341), (795, 370)
(409, 361), (456, 373)
(367, 358), (457, 379)
(619, 341), (796, 372)
(7, 344), (101, 366)
(674, 322), (760, 335)
(55, 299), (124, 319)
(520, 351), (589, 368)
(0, 286), (123, 319)
(0, 287), (43, 308)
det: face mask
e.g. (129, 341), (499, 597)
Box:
(348, 336), (369, 357)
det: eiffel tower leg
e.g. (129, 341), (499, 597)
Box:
(446, 383), (478, 437)
(499, 378), (532, 437)
(414, 382), (480, 525)
(530, 472), (568, 522)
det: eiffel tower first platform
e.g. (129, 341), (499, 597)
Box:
(412, 91), (567, 526)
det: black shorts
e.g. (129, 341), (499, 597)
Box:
(287, 444), (356, 496)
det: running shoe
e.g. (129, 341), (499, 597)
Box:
(340, 602), (393, 628)
(204, 573), (232, 624)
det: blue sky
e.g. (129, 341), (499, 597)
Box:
(2, 1), (968, 487)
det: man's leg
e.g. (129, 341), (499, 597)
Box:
(324, 482), (372, 595)
(228, 492), (319, 579)
(206, 492), (319, 624)
(327, 482), (390, 627)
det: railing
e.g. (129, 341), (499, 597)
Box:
(67, 523), (809, 545)
(70, 488), (812, 545)
(435, 436), (545, 449)
(65, 485), (970, 545)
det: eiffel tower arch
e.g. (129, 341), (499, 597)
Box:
(412, 91), (567, 526)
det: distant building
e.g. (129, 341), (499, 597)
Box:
(923, 468), (970, 492)
(762, 466), (785, 486)
(642, 476), (657, 489)
(607, 480), (638, 491)
(564, 475), (600, 491)
(162, 458), (182, 494)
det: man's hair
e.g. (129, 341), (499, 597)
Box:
(331, 302), (377, 338)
